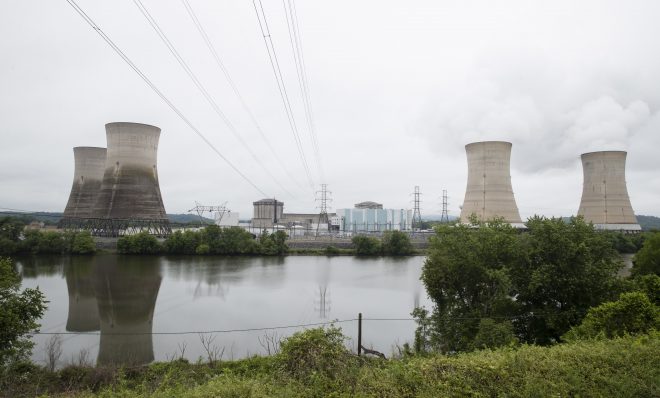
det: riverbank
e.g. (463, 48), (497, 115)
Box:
(2, 332), (657, 397)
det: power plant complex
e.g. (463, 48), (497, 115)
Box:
(59, 124), (642, 235)
(60, 122), (171, 237)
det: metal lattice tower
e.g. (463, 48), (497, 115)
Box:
(188, 201), (229, 224)
(441, 189), (449, 223)
(412, 186), (422, 230)
(315, 184), (332, 234)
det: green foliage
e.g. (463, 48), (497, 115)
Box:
(421, 218), (518, 352)
(195, 243), (210, 255)
(629, 274), (660, 305)
(258, 230), (288, 255)
(163, 226), (286, 256)
(351, 235), (382, 256)
(381, 230), (414, 255)
(564, 292), (660, 340)
(117, 232), (162, 254)
(164, 230), (200, 255)
(0, 217), (25, 244)
(69, 231), (96, 254)
(472, 318), (517, 349)
(277, 326), (356, 383)
(324, 245), (340, 256)
(1, 226), (96, 255)
(0, 258), (47, 367)
(632, 232), (660, 277)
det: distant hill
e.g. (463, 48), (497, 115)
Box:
(637, 215), (660, 231)
(0, 211), (214, 225)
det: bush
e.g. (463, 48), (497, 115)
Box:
(165, 230), (201, 255)
(117, 232), (162, 254)
(0, 258), (47, 366)
(381, 230), (414, 255)
(352, 235), (381, 256)
(195, 243), (210, 255)
(563, 292), (660, 340)
(277, 326), (356, 383)
(69, 231), (96, 254)
(324, 246), (340, 256)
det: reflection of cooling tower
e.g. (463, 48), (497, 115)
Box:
(94, 256), (162, 366)
(62, 147), (107, 219)
(577, 151), (641, 231)
(460, 141), (522, 223)
(92, 122), (168, 221)
(65, 259), (99, 332)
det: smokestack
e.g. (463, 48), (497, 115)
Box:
(91, 122), (170, 236)
(577, 151), (640, 231)
(460, 141), (522, 224)
(62, 147), (107, 221)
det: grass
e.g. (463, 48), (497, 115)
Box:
(2, 332), (658, 397)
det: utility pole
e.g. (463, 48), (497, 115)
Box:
(441, 189), (449, 223)
(188, 201), (229, 225)
(315, 184), (332, 235)
(412, 186), (422, 230)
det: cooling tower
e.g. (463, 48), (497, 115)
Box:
(459, 141), (522, 224)
(91, 122), (170, 236)
(61, 147), (107, 220)
(577, 151), (641, 231)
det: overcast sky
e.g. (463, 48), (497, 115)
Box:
(1, 0), (659, 219)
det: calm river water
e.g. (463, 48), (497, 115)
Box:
(16, 255), (431, 367)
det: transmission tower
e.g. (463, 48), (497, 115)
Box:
(441, 189), (449, 223)
(412, 186), (422, 230)
(315, 184), (332, 234)
(188, 201), (229, 224)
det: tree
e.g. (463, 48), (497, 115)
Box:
(117, 232), (162, 254)
(511, 216), (623, 344)
(420, 218), (518, 352)
(632, 232), (660, 277)
(0, 258), (47, 366)
(351, 235), (381, 256)
(563, 292), (659, 341)
(381, 230), (414, 255)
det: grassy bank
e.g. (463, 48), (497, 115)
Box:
(3, 333), (657, 397)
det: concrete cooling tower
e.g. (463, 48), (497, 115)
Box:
(91, 122), (170, 236)
(577, 151), (641, 231)
(459, 141), (523, 225)
(60, 147), (107, 228)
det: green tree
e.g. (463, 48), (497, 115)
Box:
(0, 258), (47, 366)
(563, 292), (660, 340)
(117, 232), (162, 254)
(65, 231), (96, 254)
(511, 216), (623, 344)
(472, 318), (517, 350)
(420, 218), (518, 352)
(36, 231), (65, 254)
(0, 218), (24, 255)
(381, 230), (414, 255)
(351, 235), (381, 256)
(165, 230), (201, 254)
(632, 232), (660, 277)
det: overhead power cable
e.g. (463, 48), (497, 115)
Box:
(252, 0), (315, 192)
(180, 0), (304, 191)
(282, 0), (324, 182)
(131, 0), (292, 198)
(64, 0), (268, 197)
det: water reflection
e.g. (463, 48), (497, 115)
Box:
(65, 259), (98, 332)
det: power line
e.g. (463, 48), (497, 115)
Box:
(63, 0), (268, 197)
(252, 0), (315, 192)
(131, 0), (292, 198)
(179, 0), (304, 191)
(282, 0), (323, 181)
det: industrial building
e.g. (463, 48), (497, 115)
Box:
(459, 141), (523, 225)
(251, 198), (336, 231)
(336, 207), (413, 232)
(60, 147), (107, 227)
(89, 122), (171, 237)
(577, 151), (641, 231)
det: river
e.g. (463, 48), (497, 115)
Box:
(16, 254), (431, 367)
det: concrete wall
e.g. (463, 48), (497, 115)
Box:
(460, 141), (522, 223)
(92, 122), (168, 221)
(578, 151), (639, 226)
(62, 147), (106, 219)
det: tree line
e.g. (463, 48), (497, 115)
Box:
(0, 217), (95, 255)
(414, 215), (660, 354)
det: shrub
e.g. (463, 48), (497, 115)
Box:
(381, 230), (414, 255)
(324, 246), (340, 256)
(195, 243), (210, 255)
(117, 232), (162, 254)
(277, 326), (356, 383)
(563, 292), (660, 341)
(0, 258), (47, 366)
(351, 235), (381, 256)
(632, 232), (660, 277)
(70, 231), (96, 254)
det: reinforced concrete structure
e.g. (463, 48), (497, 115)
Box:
(252, 198), (284, 228)
(90, 122), (170, 237)
(577, 151), (641, 231)
(459, 141), (522, 224)
(59, 147), (107, 229)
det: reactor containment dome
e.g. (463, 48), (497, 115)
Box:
(459, 141), (523, 225)
(577, 151), (641, 231)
